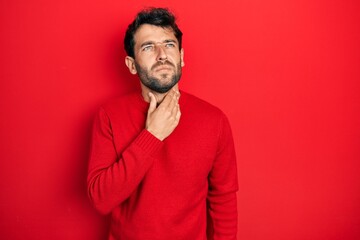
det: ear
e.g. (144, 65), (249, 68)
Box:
(180, 48), (185, 67)
(125, 56), (137, 74)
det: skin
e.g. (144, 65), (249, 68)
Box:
(125, 24), (185, 141)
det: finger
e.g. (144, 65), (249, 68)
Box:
(168, 91), (178, 111)
(147, 92), (157, 114)
(171, 102), (180, 115)
(172, 88), (180, 105)
(172, 84), (179, 92)
(175, 104), (181, 120)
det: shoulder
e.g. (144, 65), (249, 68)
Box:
(180, 91), (225, 118)
(179, 91), (233, 146)
(100, 91), (146, 114)
(102, 91), (139, 108)
(180, 91), (231, 134)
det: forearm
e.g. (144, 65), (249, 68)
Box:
(87, 108), (163, 214)
(87, 129), (162, 214)
(207, 191), (238, 239)
(207, 113), (239, 239)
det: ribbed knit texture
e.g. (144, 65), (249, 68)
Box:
(87, 91), (238, 240)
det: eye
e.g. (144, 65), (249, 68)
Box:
(165, 43), (176, 48)
(142, 45), (154, 51)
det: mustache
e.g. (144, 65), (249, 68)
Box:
(151, 61), (175, 70)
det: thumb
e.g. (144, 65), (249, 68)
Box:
(147, 92), (157, 114)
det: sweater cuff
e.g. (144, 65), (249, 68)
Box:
(133, 129), (163, 156)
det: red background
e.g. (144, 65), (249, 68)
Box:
(1, 0), (359, 239)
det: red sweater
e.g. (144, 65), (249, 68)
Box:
(87, 91), (238, 240)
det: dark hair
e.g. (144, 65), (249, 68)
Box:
(124, 7), (183, 58)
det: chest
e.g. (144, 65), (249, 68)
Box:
(111, 108), (220, 181)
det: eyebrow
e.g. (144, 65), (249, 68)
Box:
(164, 39), (177, 44)
(140, 39), (178, 48)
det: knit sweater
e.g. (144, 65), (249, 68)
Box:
(87, 91), (238, 240)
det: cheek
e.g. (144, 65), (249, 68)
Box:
(135, 53), (154, 64)
(168, 54), (181, 64)
(136, 59), (153, 71)
(144, 57), (157, 67)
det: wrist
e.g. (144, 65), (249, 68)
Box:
(146, 128), (165, 141)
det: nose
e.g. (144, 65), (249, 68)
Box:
(156, 45), (167, 62)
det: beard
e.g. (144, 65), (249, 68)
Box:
(135, 60), (182, 93)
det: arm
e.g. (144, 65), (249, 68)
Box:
(87, 89), (181, 214)
(87, 108), (163, 214)
(207, 113), (239, 240)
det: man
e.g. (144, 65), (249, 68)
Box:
(87, 7), (238, 240)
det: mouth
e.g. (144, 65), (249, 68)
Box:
(152, 61), (175, 71)
(154, 66), (173, 72)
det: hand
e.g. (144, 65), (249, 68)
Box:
(146, 88), (181, 141)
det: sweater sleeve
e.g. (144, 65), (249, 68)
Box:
(207, 113), (239, 240)
(87, 107), (163, 214)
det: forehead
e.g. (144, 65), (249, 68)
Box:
(134, 24), (177, 46)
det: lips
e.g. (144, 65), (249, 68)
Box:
(151, 61), (175, 71)
(154, 66), (172, 71)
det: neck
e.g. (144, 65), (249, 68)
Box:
(141, 83), (179, 104)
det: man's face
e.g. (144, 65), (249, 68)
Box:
(128, 24), (184, 93)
